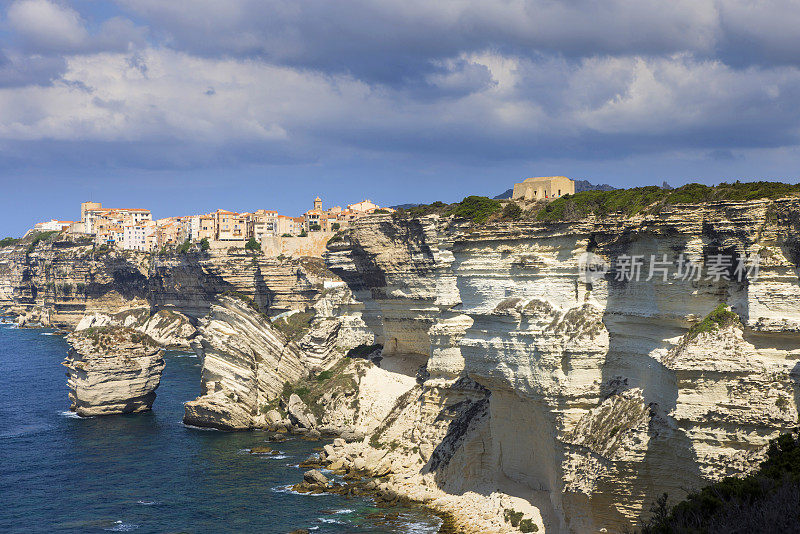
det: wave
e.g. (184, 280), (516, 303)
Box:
(181, 423), (220, 431)
(318, 517), (347, 525)
(59, 410), (88, 419)
(103, 521), (140, 531)
(335, 509), (354, 514)
(270, 484), (328, 497)
(136, 500), (158, 506)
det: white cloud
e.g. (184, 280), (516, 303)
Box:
(7, 0), (88, 52)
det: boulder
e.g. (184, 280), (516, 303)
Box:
(303, 469), (329, 487)
(285, 393), (317, 429)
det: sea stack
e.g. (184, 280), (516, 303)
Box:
(63, 327), (165, 416)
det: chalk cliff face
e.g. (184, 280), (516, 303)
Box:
(63, 327), (165, 417)
(0, 237), (334, 327)
(183, 295), (310, 430)
(323, 198), (800, 533)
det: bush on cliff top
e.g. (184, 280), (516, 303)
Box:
(446, 196), (502, 223)
(26, 230), (60, 253)
(641, 433), (800, 534)
(0, 237), (19, 247)
(537, 181), (800, 221)
(687, 304), (740, 340)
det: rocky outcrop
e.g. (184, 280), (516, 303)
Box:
(183, 295), (309, 430)
(63, 327), (165, 416)
(321, 198), (800, 533)
(76, 307), (197, 348)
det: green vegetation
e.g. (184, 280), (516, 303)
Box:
(371, 209), (390, 214)
(281, 233), (293, 237)
(26, 230), (60, 253)
(393, 201), (449, 218)
(280, 357), (358, 421)
(177, 239), (193, 254)
(687, 304), (740, 340)
(642, 433), (800, 534)
(271, 311), (315, 342)
(502, 202), (523, 220)
(331, 223), (340, 231)
(538, 181), (800, 221)
(446, 195), (502, 223)
(0, 237), (19, 247)
(79, 326), (158, 350)
(502, 509), (538, 532)
(245, 237), (262, 252)
(299, 229), (308, 237)
(309, 223), (321, 231)
(199, 237), (210, 251)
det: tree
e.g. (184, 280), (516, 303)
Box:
(309, 223), (321, 231)
(502, 202), (523, 220)
(199, 238), (210, 251)
(331, 223), (340, 231)
(299, 230), (308, 237)
(245, 237), (261, 252)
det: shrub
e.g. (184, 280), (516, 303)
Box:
(308, 223), (321, 232)
(0, 237), (19, 247)
(447, 196), (502, 223)
(177, 239), (192, 254)
(281, 233), (293, 237)
(272, 311), (315, 342)
(299, 230), (308, 237)
(502, 202), (523, 220)
(641, 432), (800, 533)
(371, 209), (389, 214)
(199, 237), (210, 251)
(26, 230), (60, 253)
(331, 223), (340, 231)
(393, 201), (449, 218)
(687, 304), (740, 339)
(245, 237), (261, 252)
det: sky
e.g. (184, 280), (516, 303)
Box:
(1, 0), (800, 236)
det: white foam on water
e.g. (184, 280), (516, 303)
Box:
(270, 485), (327, 497)
(318, 517), (346, 525)
(334, 509), (354, 514)
(181, 423), (220, 431)
(136, 500), (157, 506)
(59, 410), (88, 419)
(103, 520), (140, 531)
(267, 454), (289, 459)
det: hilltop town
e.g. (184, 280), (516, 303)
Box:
(31, 196), (395, 253)
(28, 177), (576, 253)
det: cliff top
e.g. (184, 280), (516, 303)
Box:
(388, 181), (800, 225)
(67, 326), (160, 356)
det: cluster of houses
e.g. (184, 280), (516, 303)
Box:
(33, 196), (394, 252)
(32, 176), (576, 252)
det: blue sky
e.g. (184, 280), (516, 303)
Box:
(1, 1), (800, 236)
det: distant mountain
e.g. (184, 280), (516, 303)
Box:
(574, 180), (616, 192)
(494, 180), (616, 199)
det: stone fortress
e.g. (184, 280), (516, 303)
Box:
(513, 176), (575, 201)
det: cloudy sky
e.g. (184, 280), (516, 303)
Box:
(1, 0), (800, 235)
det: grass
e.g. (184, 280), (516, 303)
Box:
(76, 326), (158, 351)
(687, 304), (740, 340)
(537, 181), (800, 221)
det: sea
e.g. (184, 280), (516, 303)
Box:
(0, 322), (441, 534)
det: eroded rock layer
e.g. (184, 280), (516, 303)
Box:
(63, 327), (165, 417)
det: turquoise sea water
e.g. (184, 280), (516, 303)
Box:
(0, 324), (440, 534)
